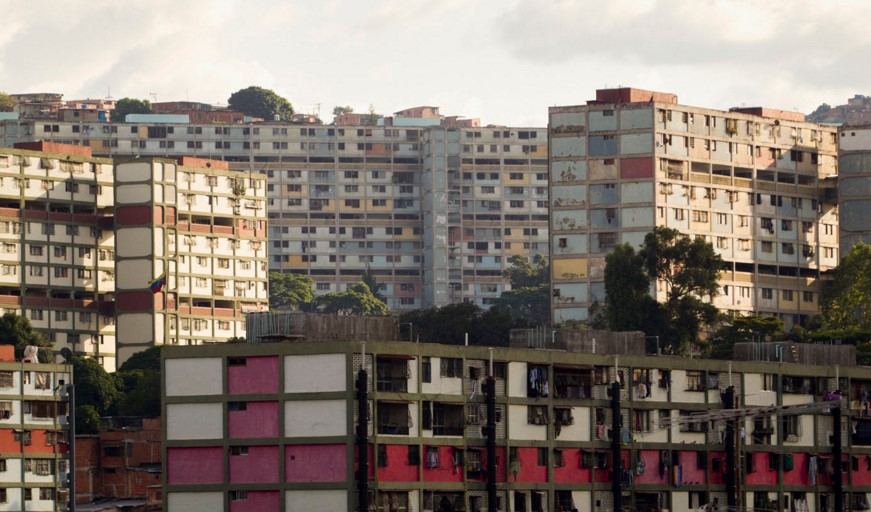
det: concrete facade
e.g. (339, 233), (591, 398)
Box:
(163, 338), (871, 512)
(549, 88), (840, 328)
(0, 115), (548, 311)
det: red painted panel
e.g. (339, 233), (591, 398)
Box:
(554, 448), (590, 484)
(745, 452), (778, 485)
(620, 157), (654, 179)
(116, 205), (153, 225)
(167, 447), (223, 484)
(229, 445), (279, 483)
(0, 430), (17, 453)
(228, 356), (279, 395)
(783, 452), (811, 486)
(422, 446), (463, 483)
(286, 444), (346, 482)
(378, 444), (419, 482)
(26, 430), (60, 454)
(851, 454), (871, 486)
(512, 447), (547, 483)
(229, 491), (279, 512)
(116, 291), (154, 312)
(228, 401), (279, 439)
(633, 450), (668, 485)
(485, 447), (507, 483)
(678, 450), (706, 485)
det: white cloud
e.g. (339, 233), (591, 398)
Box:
(2, 0), (871, 126)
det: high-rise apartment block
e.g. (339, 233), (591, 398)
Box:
(0, 112), (548, 311)
(549, 88), (840, 327)
(837, 125), (871, 254)
(0, 142), (268, 368)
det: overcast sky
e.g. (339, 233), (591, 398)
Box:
(3, 0), (870, 126)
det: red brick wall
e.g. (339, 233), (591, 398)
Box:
(13, 141), (93, 157)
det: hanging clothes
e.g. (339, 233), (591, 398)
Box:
(808, 455), (817, 485)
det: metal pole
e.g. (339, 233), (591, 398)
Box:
(485, 376), (497, 512)
(68, 384), (76, 512)
(611, 381), (622, 512)
(834, 404), (843, 512)
(357, 368), (369, 512)
(724, 386), (736, 511)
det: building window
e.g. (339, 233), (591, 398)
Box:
(440, 358), (462, 378)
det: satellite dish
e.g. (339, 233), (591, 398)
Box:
(60, 347), (73, 362)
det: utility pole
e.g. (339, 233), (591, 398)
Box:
(723, 386), (736, 511)
(610, 378), (623, 512)
(356, 345), (369, 512)
(485, 373), (497, 512)
(834, 404), (843, 512)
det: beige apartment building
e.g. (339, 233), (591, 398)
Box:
(549, 88), (840, 328)
(0, 142), (267, 369)
(0, 111), (548, 311)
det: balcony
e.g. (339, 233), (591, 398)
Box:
(377, 401), (412, 436)
(376, 356), (411, 393)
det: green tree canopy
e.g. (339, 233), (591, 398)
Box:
(115, 369), (161, 417)
(600, 227), (722, 354)
(491, 254), (550, 325)
(398, 302), (512, 346)
(362, 268), (386, 304)
(0, 312), (51, 362)
(707, 315), (786, 360)
(316, 282), (389, 316)
(0, 92), (17, 112)
(118, 346), (161, 372)
(71, 356), (121, 433)
(112, 98), (152, 122)
(269, 271), (314, 310)
(362, 104), (382, 126)
(822, 242), (871, 330)
(228, 86), (294, 121)
(332, 105), (354, 116)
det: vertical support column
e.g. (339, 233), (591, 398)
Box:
(485, 376), (497, 512)
(68, 383), (76, 512)
(834, 405), (843, 512)
(724, 386), (737, 511)
(357, 369), (369, 512)
(610, 381), (622, 512)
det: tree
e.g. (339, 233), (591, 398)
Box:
(0, 92), (16, 112)
(228, 86), (294, 121)
(112, 98), (151, 122)
(362, 104), (382, 126)
(491, 254), (551, 325)
(316, 282), (389, 316)
(639, 227), (723, 354)
(118, 346), (161, 372)
(71, 356), (120, 433)
(822, 242), (871, 330)
(332, 105), (354, 116)
(398, 302), (512, 346)
(600, 227), (722, 354)
(707, 315), (786, 360)
(0, 312), (51, 362)
(116, 369), (161, 417)
(269, 272), (314, 310)
(603, 244), (656, 332)
(362, 268), (386, 304)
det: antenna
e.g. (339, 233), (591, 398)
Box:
(149, 92), (157, 103)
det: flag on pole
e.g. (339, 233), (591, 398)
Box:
(148, 272), (167, 294)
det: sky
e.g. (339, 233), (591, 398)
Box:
(3, 0), (871, 127)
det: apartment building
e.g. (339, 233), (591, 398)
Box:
(0, 345), (72, 512)
(113, 156), (268, 363)
(549, 88), (840, 327)
(837, 125), (871, 254)
(162, 330), (869, 512)
(0, 111), (548, 311)
(75, 417), (161, 505)
(0, 143), (268, 368)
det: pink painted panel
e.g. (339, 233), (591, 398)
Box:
(633, 450), (668, 485)
(620, 157), (654, 179)
(229, 490), (280, 512)
(377, 444), (419, 482)
(709, 451), (726, 485)
(167, 447), (223, 484)
(784, 452), (810, 485)
(746, 452), (778, 485)
(422, 446), (463, 483)
(229, 401), (279, 439)
(554, 448), (590, 484)
(229, 445), (279, 483)
(285, 444), (347, 482)
(228, 356), (279, 394)
(513, 447), (547, 483)
(679, 450), (707, 485)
